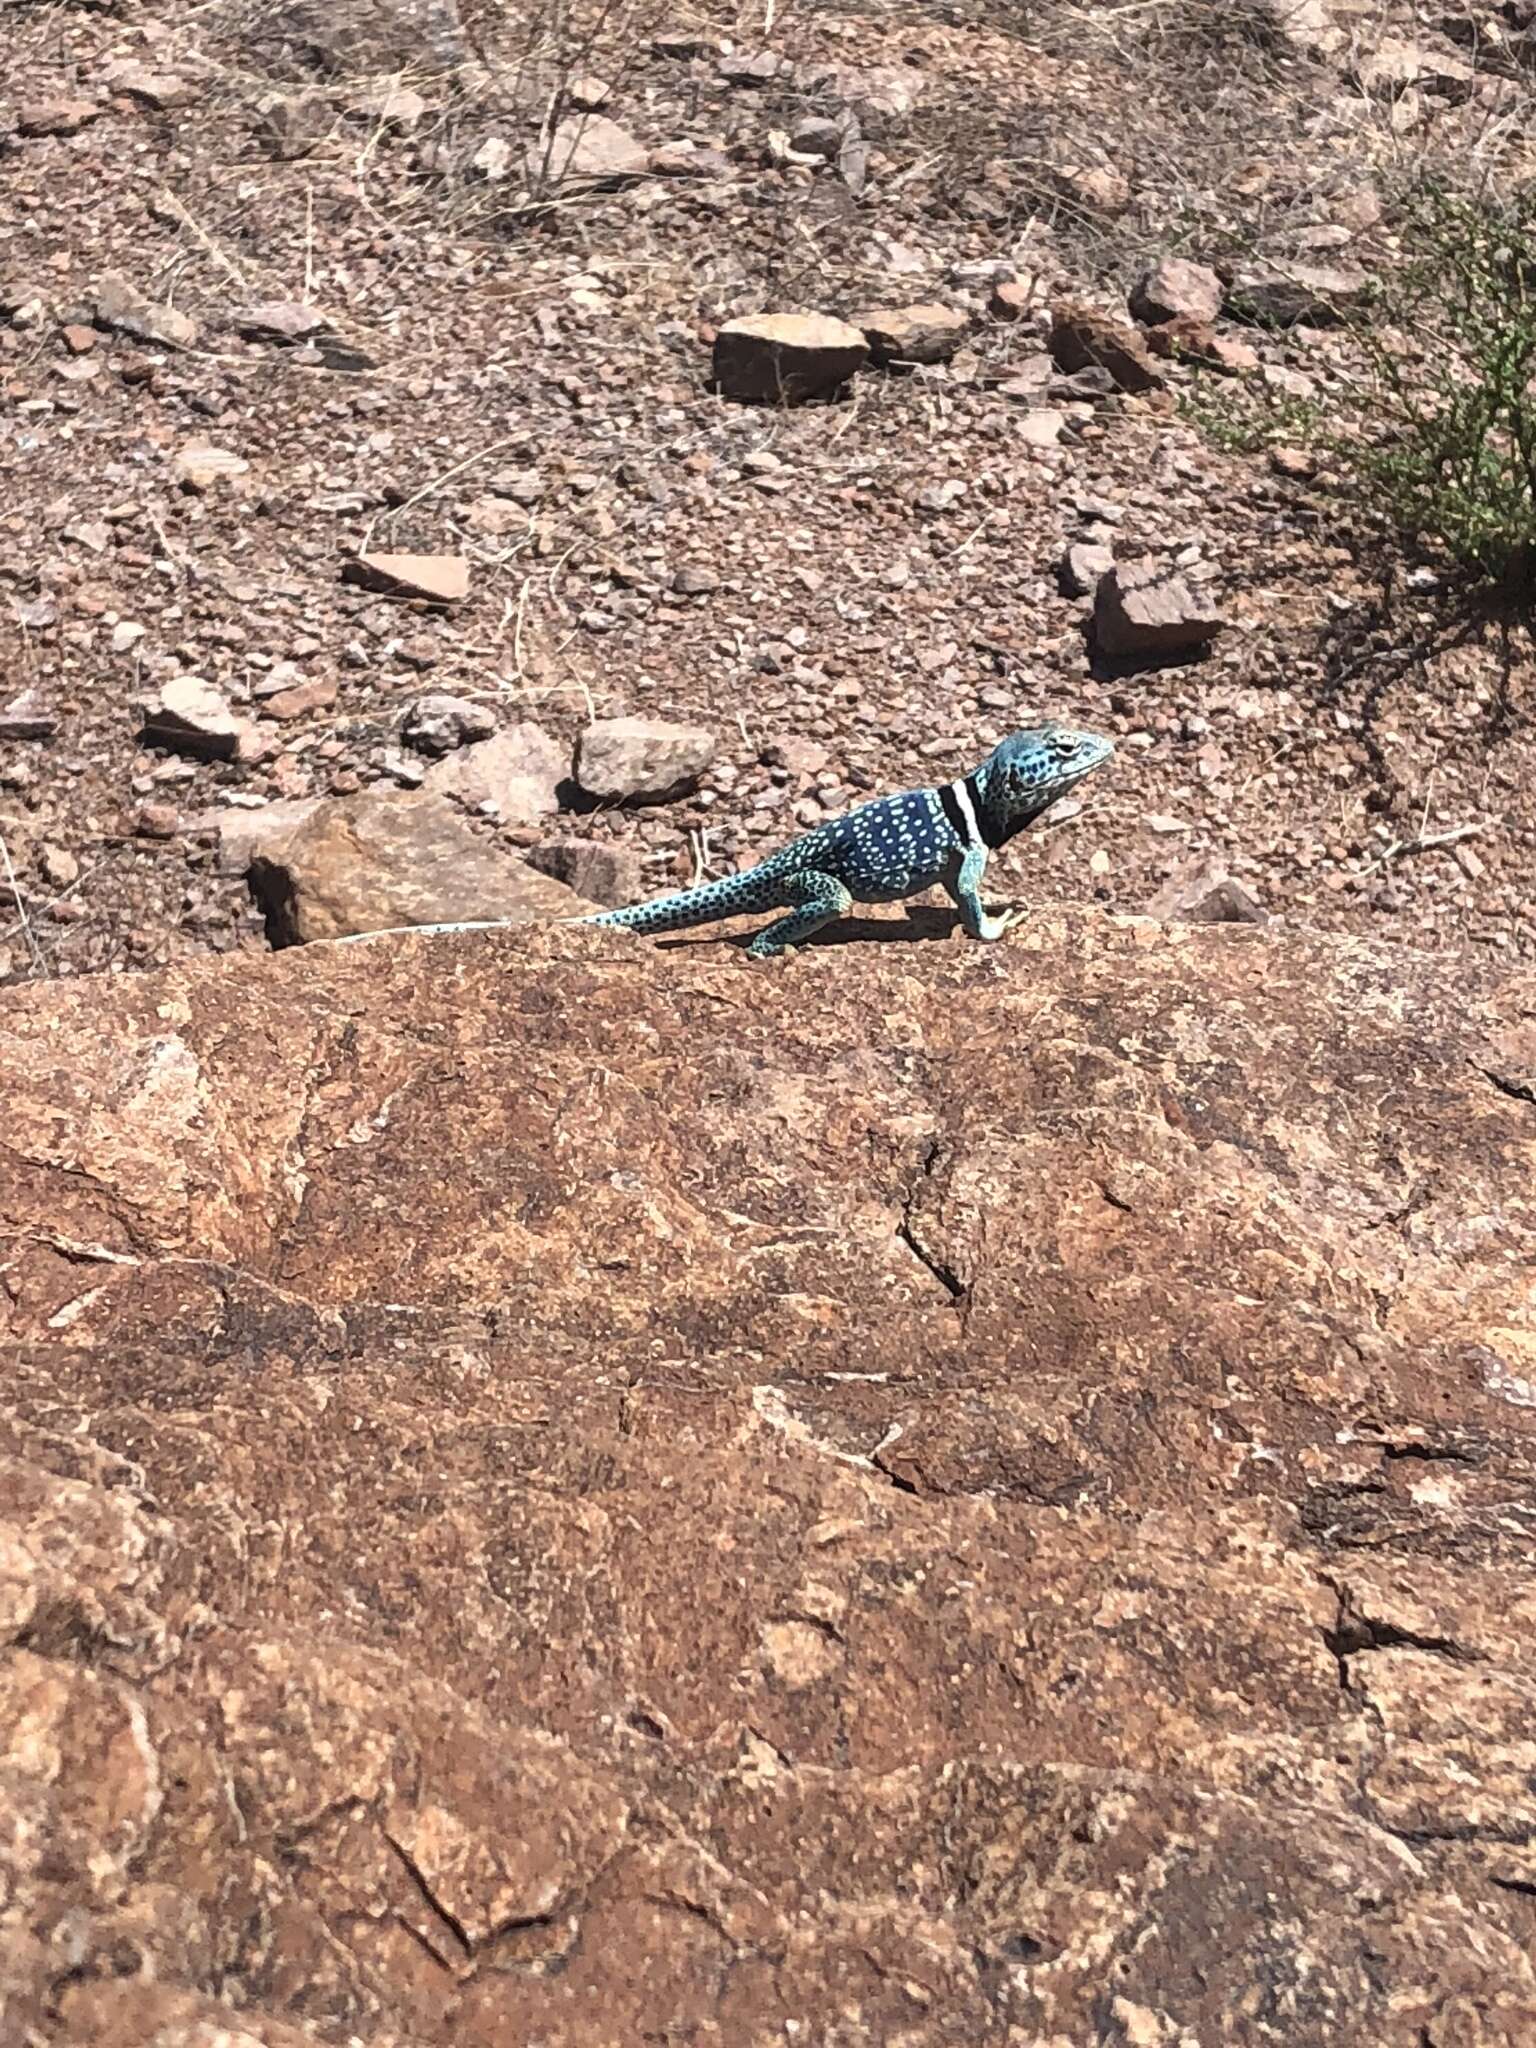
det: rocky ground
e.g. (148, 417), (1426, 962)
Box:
(1, 0), (1534, 985)
(2, 914), (1535, 2043)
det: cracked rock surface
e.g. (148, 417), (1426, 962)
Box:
(1, 913), (1534, 2044)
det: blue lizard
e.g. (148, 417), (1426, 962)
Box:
(342, 724), (1112, 956)
(585, 722), (1114, 956)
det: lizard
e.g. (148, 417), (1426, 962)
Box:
(341, 723), (1113, 957)
(583, 721), (1114, 957)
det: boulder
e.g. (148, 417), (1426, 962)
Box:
(575, 716), (715, 804)
(712, 313), (868, 405)
(245, 790), (593, 943)
(1094, 561), (1225, 660)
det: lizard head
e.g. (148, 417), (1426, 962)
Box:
(980, 724), (1114, 826)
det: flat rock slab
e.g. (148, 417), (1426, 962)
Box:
(1094, 561), (1225, 660)
(244, 789), (594, 943)
(575, 715), (715, 804)
(1, 918), (1534, 2043)
(712, 313), (868, 405)
(342, 552), (470, 604)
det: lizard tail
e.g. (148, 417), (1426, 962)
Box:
(585, 868), (783, 937)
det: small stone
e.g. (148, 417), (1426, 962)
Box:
(789, 115), (848, 160)
(1270, 445), (1318, 479)
(94, 272), (199, 349)
(39, 845), (79, 889)
(712, 314), (868, 406)
(60, 323), (97, 354)
(1016, 409), (1066, 448)
(1094, 563), (1225, 662)
(235, 300), (328, 345)
(1129, 257), (1224, 327)
(1057, 164), (1131, 214)
(1061, 541), (1114, 598)
(102, 62), (198, 109)
(566, 75), (613, 110)
(1049, 302), (1164, 394)
(259, 676), (338, 722)
(1147, 862), (1269, 925)
(246, 793), (595, 946)
(524, 838), (644, 907)
(173, 443), (250, 492)
(133, 802), (181, 839)
(342, 553), (470, 605)
(672, 565), (719, 596)
(763, 736), (830, 778)
(1144, 319), (1260, 374)
(988, 279), (1032, 322)
(469, 134), (514, 181)
(140, 675), (247, 761)
(18, 100), (99, 137)
(718, 49), (784, 84)
(850, 303), (969, 367)
(576, 716), (715, 806)
(0, 690), (57, 741)
(402, 694), (497, 756)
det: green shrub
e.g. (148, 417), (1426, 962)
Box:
(1195, 182), (1536, 591)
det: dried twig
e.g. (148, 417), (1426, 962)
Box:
(0, 832), (46, 977)
(1358, 820), (1490, 876)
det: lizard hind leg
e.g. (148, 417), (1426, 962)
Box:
(745, 870), (852, 958)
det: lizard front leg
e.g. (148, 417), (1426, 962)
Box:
(947, 844), (1025, 943)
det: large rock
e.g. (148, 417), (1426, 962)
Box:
(1, 918), (1534, 2042)
(244, 790), (593, 943)
(712, 313), (868, 405)
(1049, 301), (1165, 394)
(1094, 561), (1225, 661)
(575, 715), (714, 804)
